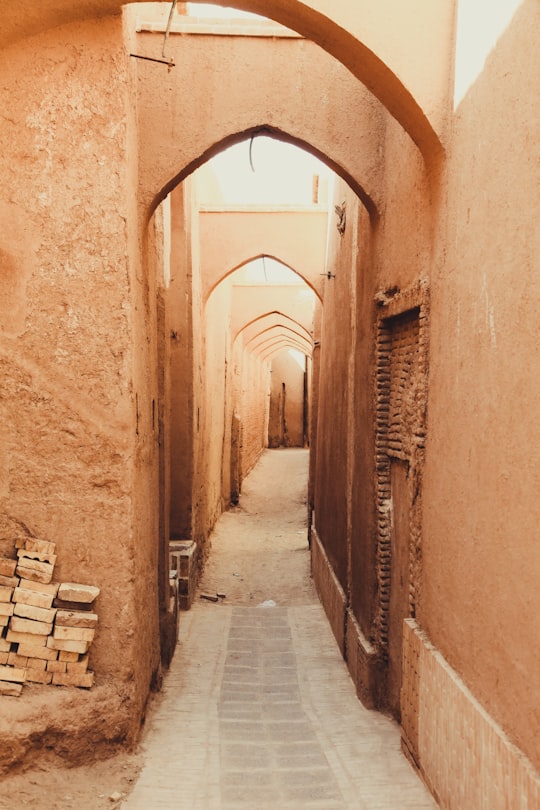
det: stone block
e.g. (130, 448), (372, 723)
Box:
(10, 616), (53, 636)
(57, 583), (100, 604)
(0, 681), (23, 696)
(52, 671), (94, 689)
(53, 626), (95, 642)
(13, 587), (54, 610)
(55, 610), (98, 629)
(0, 558), (17, 578)
(14, 603), (57, 624)
(46, 637), (90, 654)
(0, 665), (26, 683)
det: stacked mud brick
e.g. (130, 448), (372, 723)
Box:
(0, 538), (100, 697)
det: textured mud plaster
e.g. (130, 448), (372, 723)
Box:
(423, 0), (540, 770)
(0, 16), (160, 763)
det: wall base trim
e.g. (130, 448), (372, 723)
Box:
(402, 619), (540, 809)
(311, 528), (380, 708)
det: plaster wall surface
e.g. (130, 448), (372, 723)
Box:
(313, 179), (359, 592)
(0, 0), (455, 158)
(0, 16), (161, 756)
(238, 352), (270, 477)
(268, 350), (306, 448)
(132, 30), (385, 218)
(168, 185), (195, 539)
(231, 287), (314, 341)
(199, 209), (327, 300)
(422, 0), (540, 770)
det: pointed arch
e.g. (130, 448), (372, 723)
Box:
(149, 126), (377, 223)
(235, 310), (313, 345)
(205, 253), (323, 305)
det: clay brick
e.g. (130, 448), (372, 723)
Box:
(0, 638), (11, 653)
(19, 580), (58, 597)
(0, 602), (14, 616)
(57, 583), (100, 604)
(0, 665), (26, 683)
(47, 660), (67, 673)
(26, 669), (52, 685)
(53, 625), (95, 643)
(52, 599), (92, 611)
(17, 567), (53, 585)
(17, 643), (58, 661)
(58, 650), (79, 663)
(16, 538), (56, 556)
(0, 652), (8, 665)
(67, 654), (89, 674)
(55, 610), (98, 629)
(17, 549), (57, 566)
(46, 637), (90, 654)
(13, 587), (54, 610)
(0, 681), (23, 696)
(7, 652), (28, 668)
(0, 575), (19, 588)
(25, 657), (46, 671)
(14, 603), (57, 624)
(0, 558), (17, 577)
(10, 616), (52, 636)
(0, 586), (14, 603)
(52, 671), (94, 689)
(0, 616), (9, 627)
(16, 560), (54, 584)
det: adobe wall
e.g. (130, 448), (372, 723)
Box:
(309, 105), (434, 715)
(0, 17), (161, 763)
(196, 280), (233, 539)
(268, 350), (306, 448)
(132, 28), (385, 216)
(168, 185), (195, 540)
(0, 0), (456, 164)
(198, 210), (327, 301)
(420, 0), (540, 774)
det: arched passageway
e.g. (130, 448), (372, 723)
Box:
(2, 3), (538, 807)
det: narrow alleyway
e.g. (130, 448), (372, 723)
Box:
(123, 449), (437, 809)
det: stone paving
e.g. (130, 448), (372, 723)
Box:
(123, 600), (437, 809)
(123, 450), (437, 809)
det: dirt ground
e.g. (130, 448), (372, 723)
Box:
(0, 448), (313, 809)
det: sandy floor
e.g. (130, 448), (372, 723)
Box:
(0, 448), (313, 809)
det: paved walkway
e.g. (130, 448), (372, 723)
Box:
(123, 450), (437, 809)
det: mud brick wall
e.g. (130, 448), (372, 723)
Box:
(0, 540), (99, 696)
(373, 282), (429, 658)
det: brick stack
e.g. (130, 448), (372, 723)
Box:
(0, 539), (100, 697)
